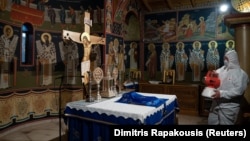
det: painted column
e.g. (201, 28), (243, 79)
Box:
(224, 13), (250, 103)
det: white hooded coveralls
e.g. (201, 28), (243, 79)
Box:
(208, 50), (249, 125)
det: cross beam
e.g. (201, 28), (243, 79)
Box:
(62, 11), (105, 85)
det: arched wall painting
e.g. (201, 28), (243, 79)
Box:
(144, 7), (234, 43)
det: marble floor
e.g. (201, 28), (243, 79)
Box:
(0, 114), (208, 141)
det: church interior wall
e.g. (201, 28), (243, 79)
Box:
(1, 0), (249, 131)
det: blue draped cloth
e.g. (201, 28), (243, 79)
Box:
(116, 91), (168, 107)
(64, 93), (178, 141)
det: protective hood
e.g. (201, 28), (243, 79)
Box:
(225, 50), (240, 69)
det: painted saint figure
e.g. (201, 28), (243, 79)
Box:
(118, 44), (126, 73)
(160, 42), (174, 73)
(113, 38), (119, 66)
(105, 0), (112, 33)
(79, 6), (85, 25)
(128, 42), (138, 70)
(175, 42), (188, 81)
(145, 43), (157, 80)
(206, 40), (220, 71)
(90, 44), (101, 71)
(225, 40), (235, 53)
(107, 41), (115, 73)
(59, 39), (79, 85)
(68, 6), (76, 28)
(0, 25), (18, 89)
(59, 5), (66, 26)
(189, 41), (204, 81)
(48, 5), (56, 26)
(198, 16), (206, 36)
(36, 32), (57, 86)
(37, 0), (46, 11)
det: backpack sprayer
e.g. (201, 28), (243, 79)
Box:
(202, 71), (220, 98)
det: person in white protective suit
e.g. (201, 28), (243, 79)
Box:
(208, 50), (249, 125)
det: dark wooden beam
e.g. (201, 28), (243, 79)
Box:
(142, 0), (152, 12)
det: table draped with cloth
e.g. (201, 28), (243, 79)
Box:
(64, 91), (179, 141)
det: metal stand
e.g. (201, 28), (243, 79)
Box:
(96, 83), (101, 101)
(54, 75), (64, 141)
(54, 75), (85, 141)
(86, 71), (94, 102)
(118, 71), (122, 93)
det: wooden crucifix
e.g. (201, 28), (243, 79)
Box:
(62, 11), (105, 86)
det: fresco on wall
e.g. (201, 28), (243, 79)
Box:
(113, 0), (140, 40)
(159, 42), (174, 75)
(145, 43), (158, 80)
(189, 41), (205, 82)
(0, 24), (19, 89)
(90, 44), (103, 70)
(1, 1), (104, 32)
(128, 42), (138, 70)
(224, 39), (235, 53)
(34, 31), (80, 86)
(105, 34), (124, 74)
(143, 39), (231, 82)
(35, 32), (57, 86)
(112, 0), (136, 18)
(123, 41), (139, 75)
(113, 0), (129, 22)
(112, 22), (122, 35)
(11, 3), (44, 26)
(144, 12), (177, 43)
(59, 39), (79, 85)
(216, 13), (234, 39)
(123, 12), (140, 41)
(206, 40), (220, 71)
(0, 20), (105, 88)
(143, 7), (235, 43)
(89, 33), (104, 72)
(177, 8), (216, 41)
(105, 0), (113, 33)
(174, 42), (188, 81)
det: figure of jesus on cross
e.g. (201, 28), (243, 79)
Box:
(62, 11), (105, 84)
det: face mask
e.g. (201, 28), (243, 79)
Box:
(224, 60), (229, 67)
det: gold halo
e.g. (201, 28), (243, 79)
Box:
(148, 43), (155, 50)
(130, 42), (137, 49)
(3, 25), (13, 39)
(208, 40), (218, 48)
(162, 42), (170, 49)
(41, 32), (52, 43)
(192, 41), (201, 49)
(176, 42), (184, 49)
(80, 32), (90, 42)
(114, 38), (119, 46)
(226, 40), (235, 48)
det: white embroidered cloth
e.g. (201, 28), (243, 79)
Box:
(65, 92), (177, 124)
